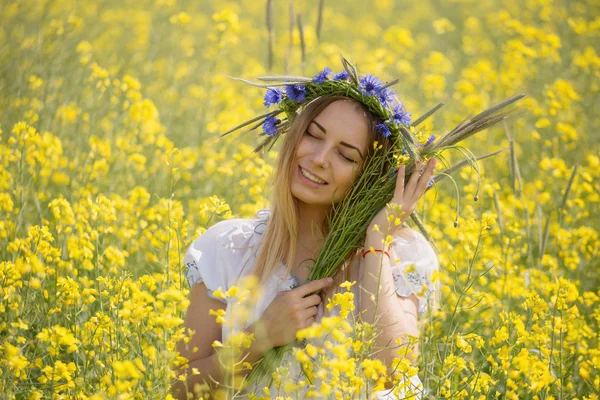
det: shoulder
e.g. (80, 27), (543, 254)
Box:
(186, 208), (270, 253)
(391, 227), (437, 260)
(184, 208), (271, 283)
(183, 209), (271, 300)
(392, 226), (428, 243)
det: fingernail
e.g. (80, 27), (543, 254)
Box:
(327, 277), (333, 284)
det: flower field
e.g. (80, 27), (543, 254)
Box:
(0, 0), (598, 398)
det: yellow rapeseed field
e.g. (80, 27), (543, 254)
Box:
(0, 0), (598, 398)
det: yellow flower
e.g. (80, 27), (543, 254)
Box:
(361, 359), (387, 380)
(455, 335), (472, 353)
(169, 12), (190, 25)
(481, 212), (497, 230)
(384, 235), (393, 247)
(490, 326), (509, 346)
(294, 348), (310, 363)
(433, 18), (456, 35)
(305, 344), (318, 358)
(209, 309), (226, 324)
(226, 331), (254, 348)
(225, 286), (239, 297)
(212, 287), (226, 299)
(326, 292), (355, 318)
(535, 118), (551, 128)
(284, 381), (299, 393)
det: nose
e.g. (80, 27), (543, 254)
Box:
(310, 145), (330, 169)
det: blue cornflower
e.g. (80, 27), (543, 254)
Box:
(425, 134), (436, 146)
(262, 115), (280, 137)
(427, 177), (435, 189)
(359, 74), (383, 96)
(313, 67), (332, 84)
(376, 123), (391, 138)
(285, 84), (307, 102)
(333, 70), (349, 81)
(263, 87), (283, 107)
(376, 87), (395, 107)
(391, 104), (412, 127)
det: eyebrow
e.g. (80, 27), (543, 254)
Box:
(310, 120), (365, 160)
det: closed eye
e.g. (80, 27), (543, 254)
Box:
(305, 130), (357, 163)
(304, 130), (318, 139)
(339, 152), (356, 163)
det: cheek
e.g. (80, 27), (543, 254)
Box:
(334, 163), (361, 189)
(295, 139), (313, 159)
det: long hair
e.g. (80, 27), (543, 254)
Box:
(252, 94), (397, 289)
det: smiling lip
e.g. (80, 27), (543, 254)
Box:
(298, 166), (329, 186)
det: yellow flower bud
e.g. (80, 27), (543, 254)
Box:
(212, 287), (226, 299)
(225, 286), (239, 297)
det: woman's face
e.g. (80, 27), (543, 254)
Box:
(290, 100), (371, 207)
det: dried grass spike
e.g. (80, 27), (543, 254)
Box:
(339, 53), (359, 85)
(223, 75), (279, 88)
(381, 78), (400, 90)
(257, 75), (313, 82)
(219, 110), (282, 137)
(412, 100), (446, 127)
(471, 94), (525, 122)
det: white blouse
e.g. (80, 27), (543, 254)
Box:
(184, 208), (439, 399)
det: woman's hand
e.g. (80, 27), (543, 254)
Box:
(367, 158), (437, 240)
(254, 277), (333, 350)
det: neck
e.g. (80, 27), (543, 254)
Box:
(296, 201), (328, 252)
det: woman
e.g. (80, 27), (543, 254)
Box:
(172, 95), (438, 399)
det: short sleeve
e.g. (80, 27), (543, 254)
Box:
(374, 374), (423, 399)
(389, 228), (439, 314)
(183, 218), (258, 304)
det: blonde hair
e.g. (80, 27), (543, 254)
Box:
(251, 95), (396, 292)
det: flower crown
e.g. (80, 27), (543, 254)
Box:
(221, 54), (433, 163)
(261, 67), (411, 139)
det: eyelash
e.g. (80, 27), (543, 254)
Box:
(304, 131), (357, 163)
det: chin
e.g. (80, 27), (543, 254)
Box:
(291, 185), (342, 208)
(290, 183), (324, 206)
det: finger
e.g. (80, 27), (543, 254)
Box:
(293, 277), (333, 297)
(301, 294), (322, 308)
(404, 160), (423, 198)
(394, 164), (405, 203)
(305, 316), (316, 328)
(302, 305), (318, 318)
(414, 158), (437, 197)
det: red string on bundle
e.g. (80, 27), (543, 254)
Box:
(361, 248), (391, 259)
